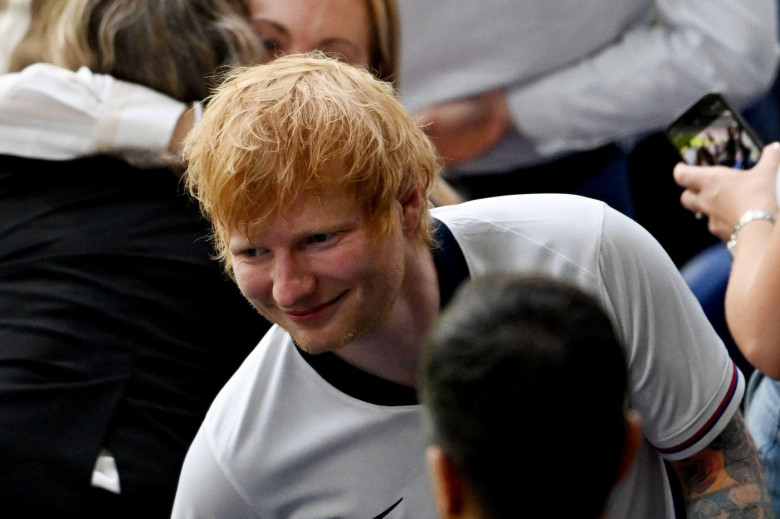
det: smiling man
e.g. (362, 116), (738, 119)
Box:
(229, 183), (431, 374)
(171, 53), (772, 518)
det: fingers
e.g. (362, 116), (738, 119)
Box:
(761, 142), (780, 161)
(674, 163), (709, 216)
(675, 142), (780, 227)
(758, 142), (780, 174)
(679, 188), (702, 215)
(673, 161), (707, 191)
(673, 162), (703, 217)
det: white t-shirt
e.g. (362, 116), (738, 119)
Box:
(433, 195), (743, 518)
(172, 325), (436, 519)
(172, 194), (743, 519)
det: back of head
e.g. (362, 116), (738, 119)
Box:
(184, 52), (440, 269)
(421, 274), (628, 519)
(10, 0), (266, 102)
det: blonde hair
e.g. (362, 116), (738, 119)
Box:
(184, 52), (440, 268)
(367, 0), (399, 85)
(10, 0), (266, 102)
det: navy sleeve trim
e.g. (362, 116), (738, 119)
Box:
(655, 362), (740, 456)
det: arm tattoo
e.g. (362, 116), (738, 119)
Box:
(670, 411), (775, 518)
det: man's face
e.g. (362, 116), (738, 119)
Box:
(228, 188), (408, 354)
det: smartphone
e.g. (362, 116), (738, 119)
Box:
(665, 92), (763, 169)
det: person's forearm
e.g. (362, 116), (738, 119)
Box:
(725, 221), (780, 377)
(671, 412), (773, 517)
(169, 105), (197, 157)
(416, 90), (512, 167)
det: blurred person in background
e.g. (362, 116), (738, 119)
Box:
(0, 1), (269, 517)
(396, 0), (779, 265)
(0, 0), (461, 205)
(675, 142), (780, 516)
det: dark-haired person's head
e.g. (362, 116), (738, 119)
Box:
(421, 274), (642, 519)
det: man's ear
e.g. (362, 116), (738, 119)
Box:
(399, 187), (424, 235)
(616, 410), (644, 482)
(426, 445), (466, 519)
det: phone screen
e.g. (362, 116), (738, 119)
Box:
(666, 93), (763, 169)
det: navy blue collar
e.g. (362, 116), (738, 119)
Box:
(430, 217), (470, 309)
(297, 218), (470, 405)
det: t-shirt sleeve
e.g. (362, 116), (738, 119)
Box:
(598, 206), (744, 461)
(171, 426), (258, 519)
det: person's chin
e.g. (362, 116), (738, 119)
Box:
(290, 328), (354, 355)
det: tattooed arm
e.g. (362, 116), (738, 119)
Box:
(670, 411), (774, 518)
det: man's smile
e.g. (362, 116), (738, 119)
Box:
(283, 291), (349, 324)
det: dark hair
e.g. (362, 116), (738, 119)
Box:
(420, 274), (629, 519)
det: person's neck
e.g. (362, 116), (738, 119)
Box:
(335, 243), (439, 387)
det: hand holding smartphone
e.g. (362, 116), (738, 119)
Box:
(666, 92), (763, 169)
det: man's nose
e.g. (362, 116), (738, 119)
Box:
(271, 253), (315, 307)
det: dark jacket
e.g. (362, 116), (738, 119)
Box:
(0, 154), (268, 518)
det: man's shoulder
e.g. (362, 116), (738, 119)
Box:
(432, 194), (608, 255)
(432, 193), (606, 224)
(203, 325), (298, 425)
